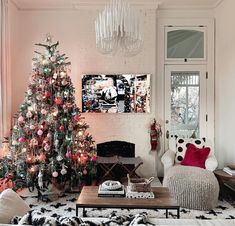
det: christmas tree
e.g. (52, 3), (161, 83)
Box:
(0, 35), (97, 192)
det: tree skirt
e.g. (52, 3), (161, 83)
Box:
(22, 192), (235, 220)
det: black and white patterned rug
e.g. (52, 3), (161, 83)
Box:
(21, 191), (235, 220)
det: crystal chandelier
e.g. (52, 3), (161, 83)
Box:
(95, 0), (143, 56)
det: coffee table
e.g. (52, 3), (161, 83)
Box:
(76, 186), (180, 218)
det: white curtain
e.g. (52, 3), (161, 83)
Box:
(0, 0), (11, 145)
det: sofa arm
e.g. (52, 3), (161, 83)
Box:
(205, 155), (218, 171)
(161, 150), (175, 175)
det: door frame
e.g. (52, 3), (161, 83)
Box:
(157, 18), (215, 158)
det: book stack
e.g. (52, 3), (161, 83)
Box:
(223, 166), (235, 176)
(98, 184), (125, 197)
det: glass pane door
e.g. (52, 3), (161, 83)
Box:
(171, 71), (200, 138)
(165, 65), (206, 146)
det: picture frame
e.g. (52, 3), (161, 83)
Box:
(82, 74), (150, 113)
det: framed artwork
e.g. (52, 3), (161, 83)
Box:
(82, 74), (151, 113)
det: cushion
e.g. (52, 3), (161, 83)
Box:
(175, 137), (206, 164)
(181, 144), (210, 168)
(0, 188), (30, 224)
(12, 209), (152, 226)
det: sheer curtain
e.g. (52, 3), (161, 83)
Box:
(0, 0), (11, 147)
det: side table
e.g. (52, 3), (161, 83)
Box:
(214, 169), (235, 200)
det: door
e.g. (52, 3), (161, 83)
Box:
(164, 65), (207, 148)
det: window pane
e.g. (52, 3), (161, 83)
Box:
(167, 30), (204, 59)
(170, 72), (200, 138)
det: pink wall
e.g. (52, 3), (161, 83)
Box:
(9, 5), (160, 177)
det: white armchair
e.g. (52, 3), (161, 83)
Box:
(161, 137), (218, 175)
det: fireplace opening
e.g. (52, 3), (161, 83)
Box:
(97, 141), (136, 181)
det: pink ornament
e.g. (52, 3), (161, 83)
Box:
(61, 79), (67, 86)
(80, 156), (88, 165)
(37, 129), (43, 136)
(52, 171), (58, 177)
(19, 137), (25, 143)
(47, 133), (52, 138)
(82, 168), (87, 175)
(18, 116), (25, 123)
(73, 115), (80, 122)
(29, 166), (36, 174)
(27, 154), (34, 163)
(50, 56), (56, 62)
(41, 109), (47, 115)
(65, 151), (72, 158)
(91, 156), (97, 162)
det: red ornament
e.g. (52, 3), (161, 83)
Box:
(72, 153), (79, 161)
(91, 156), (97, 162)
(55, 97), (62, 105)
(44, 91), (51, 97)
(38, 153), (46, 162)
(59, 125), (65, 131)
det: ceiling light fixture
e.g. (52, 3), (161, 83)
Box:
(95, 0), (143, 56)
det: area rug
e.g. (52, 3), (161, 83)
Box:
(22, 192), (235, 220)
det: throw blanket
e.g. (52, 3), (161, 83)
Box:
(11, 210), (154, 226)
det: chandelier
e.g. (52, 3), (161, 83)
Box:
(95, 0), (143, 56)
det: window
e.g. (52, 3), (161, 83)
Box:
(165, 26), (206, 62)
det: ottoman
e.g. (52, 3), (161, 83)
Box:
(163, 165), (219, 210)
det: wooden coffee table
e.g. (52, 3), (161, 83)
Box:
(76, 186), (180, 218)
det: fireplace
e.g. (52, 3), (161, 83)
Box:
(97, 141), (135, 180)
(97, 141), (135, 157)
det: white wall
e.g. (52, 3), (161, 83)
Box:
(215, 0), (235, 167)
(9, 5), (159, 177)
(9, 2), (231, 177)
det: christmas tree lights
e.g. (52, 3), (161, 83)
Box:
(0, 35), (97, 192)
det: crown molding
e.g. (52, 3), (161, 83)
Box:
(11, 0), (161, 11)
(11, 0), (223, 11)
(158, 0), (224, 10)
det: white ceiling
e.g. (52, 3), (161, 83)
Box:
(11, 0), (224, 10)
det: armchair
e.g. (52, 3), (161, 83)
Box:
(161, 137), (219, 210)
(161, 137), (218, 175)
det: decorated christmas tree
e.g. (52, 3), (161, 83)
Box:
(0, 35), (97, 192)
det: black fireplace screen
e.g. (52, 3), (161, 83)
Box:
(97, 141), (135, 180)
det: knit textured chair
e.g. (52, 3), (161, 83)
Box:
(161, 137), (219, 210)
(163, 165), (219, 210)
